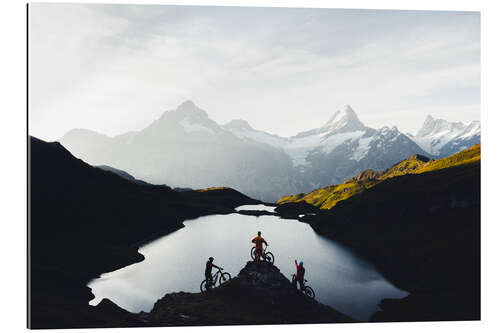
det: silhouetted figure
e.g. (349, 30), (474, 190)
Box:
(205, 257), (221, 287)
(251, 231), (268, 264)
(293, 260), (305, 290)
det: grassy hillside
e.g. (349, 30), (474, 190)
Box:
(277, 145), (480, 210)
(276, 144), (480, 321)
(413, 144), (480, 174)
(308, 158), (480, 321)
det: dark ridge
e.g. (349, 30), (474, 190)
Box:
(96, 165), (151, 186)
(29, 136), (259, 329)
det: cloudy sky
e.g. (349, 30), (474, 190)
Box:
(30, 3), (480, 141)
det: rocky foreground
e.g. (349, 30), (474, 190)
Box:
(91, 261), (354, 327)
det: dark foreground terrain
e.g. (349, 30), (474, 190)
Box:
(88, 261), (353, 327)
(29, 137), (262, 328)
(276, 146), (481, 321)
(28, 135), (480, 327)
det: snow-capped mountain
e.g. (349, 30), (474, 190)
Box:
(223, 105), (426, 173)
(59, 101), (472, 201)
(411, 115), (480, 157)
(61, 101), (297, 201)
(222, 119), (288, 149)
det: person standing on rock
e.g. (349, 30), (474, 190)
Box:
(293, 260), (305, 290)
(205, 257), (222, 288)
(252, 231), (268, 264)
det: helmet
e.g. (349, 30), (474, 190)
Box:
(209, 257), (214, 261)
(299, 261), (303, 266)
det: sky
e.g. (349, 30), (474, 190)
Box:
(29, 3), (480, 141)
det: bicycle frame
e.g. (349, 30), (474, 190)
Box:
(208, 268), (223, 285)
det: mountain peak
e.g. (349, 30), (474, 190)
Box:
(416, 115), (464, 138)
(164, 100), (209, 120)
(424, 114), (434, 122)
(322, 105), (365, 133)
(178, 100), (197, 110)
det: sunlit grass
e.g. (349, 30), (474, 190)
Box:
(277, 144), (481, 209)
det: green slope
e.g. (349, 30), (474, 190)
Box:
(277, 144), (480, 210)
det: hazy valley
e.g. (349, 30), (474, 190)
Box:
(59, 101), (480, 202)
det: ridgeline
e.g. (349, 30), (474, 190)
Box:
(275, 145), (481, 321)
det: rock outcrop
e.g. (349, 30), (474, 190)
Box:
(148, 261), (354, 326)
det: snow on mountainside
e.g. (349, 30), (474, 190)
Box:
(59, 101), (474, 201)
(412, 115), (480, 157)
(222, 105), (417, 169)
(223, 105), (369, 166)
(222, 120), (288, 148)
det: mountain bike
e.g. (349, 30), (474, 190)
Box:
(250, 244), (275, 264)
(291, 274), (315, 299)
(200, 267), (231, 292)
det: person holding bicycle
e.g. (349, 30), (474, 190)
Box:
(205, 257), (222, 287)
(293, 259), (305, 290)
(251, 231), (268, 264)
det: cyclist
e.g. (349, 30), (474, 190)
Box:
(205, 257), (222, 287)
(293, 259), (305, 290)
(251, 231), (268, 264)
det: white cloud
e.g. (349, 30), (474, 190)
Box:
(29, 4), (480, 140)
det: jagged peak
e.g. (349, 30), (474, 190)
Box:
(416, 115), (465, 137)
(320, 105), (366, 133)
(323, 105), (361, 128)
(176, 100), (208, 117)
(155, 100), (210, 125)
(292, 105), (366, 139)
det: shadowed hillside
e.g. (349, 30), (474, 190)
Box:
(29, 136), (259, 329)
(277, 145), (479, 210)
(275, 145), (480, 321)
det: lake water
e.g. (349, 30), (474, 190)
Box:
(88, 205), (407, 321)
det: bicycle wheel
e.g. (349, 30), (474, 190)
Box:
(200, 280), (210, 293)
(250, 246), (256, 260)
(304, 286), (315, 299)
(219, 272), (232, 285)
(265, 251), (274, 264)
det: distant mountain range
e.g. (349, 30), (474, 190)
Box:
(277, 144), (480, 209)
(408, 115), (480, 158)
(60, 101), (480, 201)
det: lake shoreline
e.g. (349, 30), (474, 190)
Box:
(88, 207), (407, 321)
(273, 163), (480, 322)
